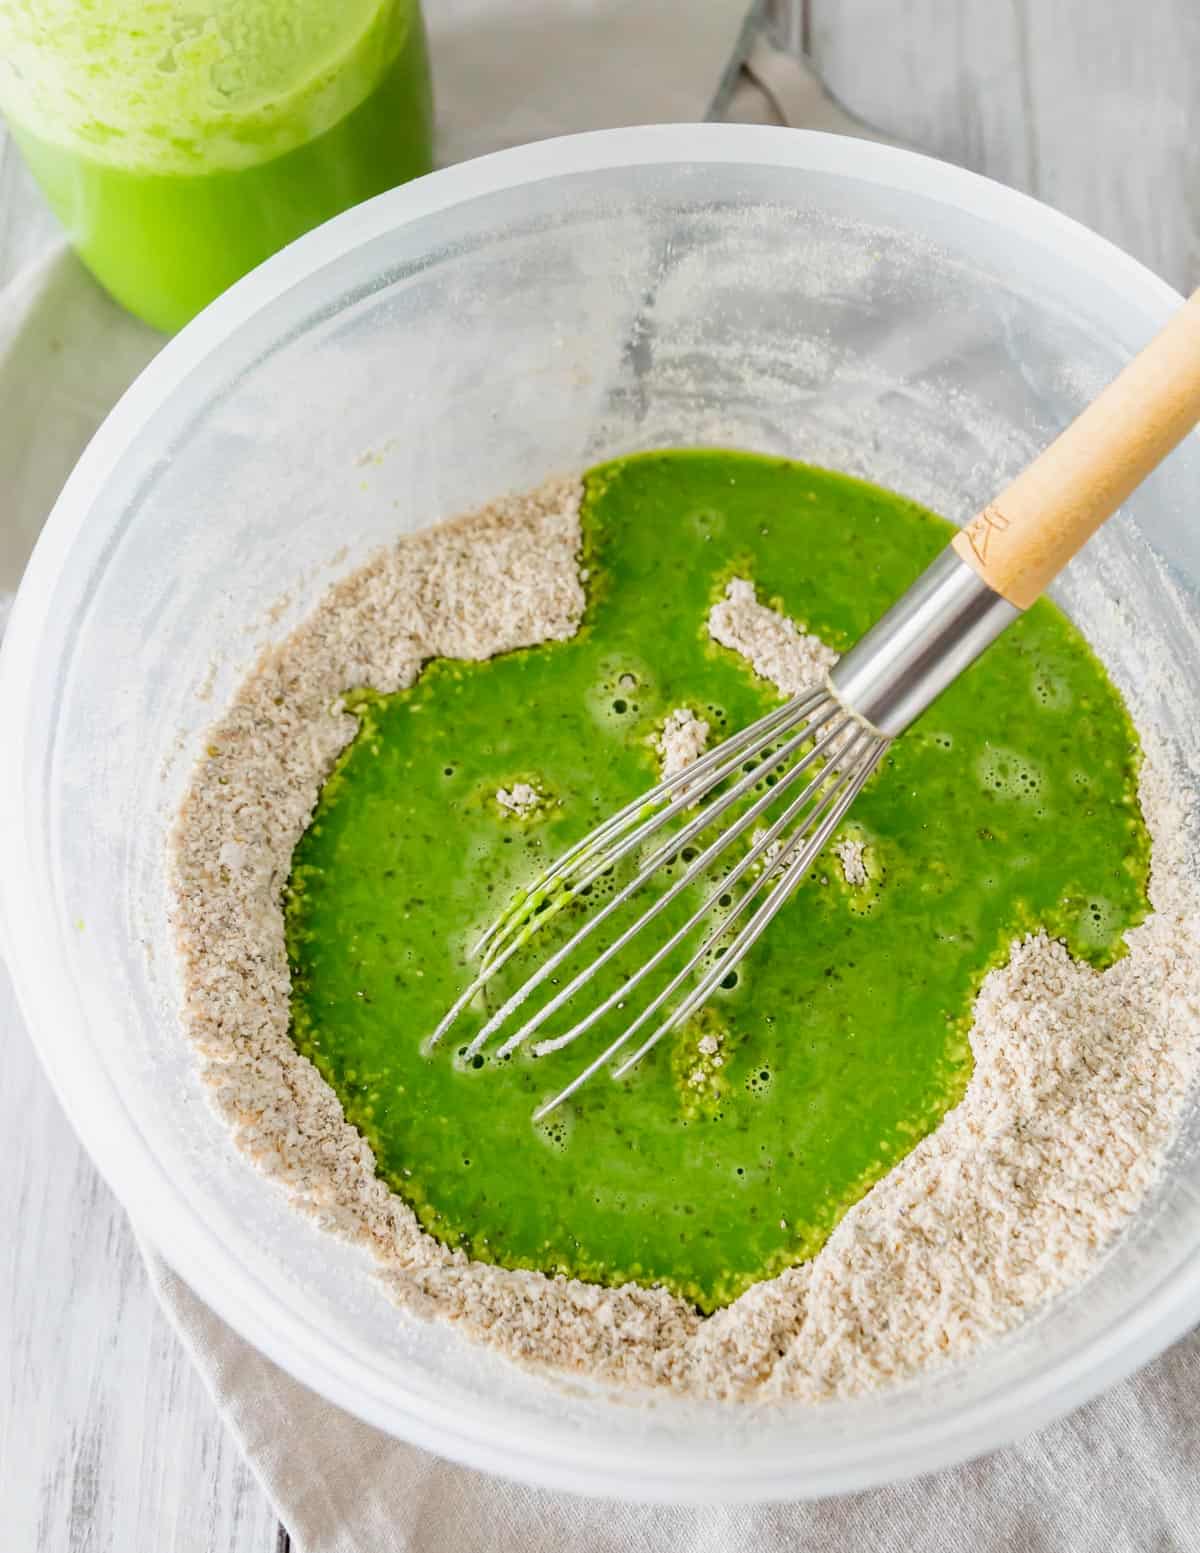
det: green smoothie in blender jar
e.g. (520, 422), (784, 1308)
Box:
(0, 1), (433, 332)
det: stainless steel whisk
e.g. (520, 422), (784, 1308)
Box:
(431, 289), (1200, 1117)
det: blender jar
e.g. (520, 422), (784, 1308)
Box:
(0, 0), (433, 332)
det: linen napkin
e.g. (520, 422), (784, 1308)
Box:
(5, 5), (1198, 1550)
(145, 1243), (1200, 1553)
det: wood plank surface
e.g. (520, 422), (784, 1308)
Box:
(808, 0), (1199, 293)
(0, 962), (283, 1552)
(0, 128), (284, 1553)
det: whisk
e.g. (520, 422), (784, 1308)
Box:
(431, 288), (1200, 1117)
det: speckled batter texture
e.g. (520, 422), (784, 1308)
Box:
(170, 474), (1200, 1402)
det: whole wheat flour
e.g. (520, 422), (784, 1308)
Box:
(657, 706), (710, 778)
(170, 476), (1200, 1402)
(708, 576), (837, 694)
(496, 782), (543, 817)
(835, 838), (868, 887)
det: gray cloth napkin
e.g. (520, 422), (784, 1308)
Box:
(144, 1243), (1200, 1552)
(4, 4), (1197, 1548)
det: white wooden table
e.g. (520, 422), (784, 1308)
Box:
(2, 3), (1198, 1547)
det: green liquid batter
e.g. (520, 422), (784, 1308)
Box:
(286, 451), (1150, 1312)
(1, 1), (432, 332)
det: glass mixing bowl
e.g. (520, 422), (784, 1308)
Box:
(3, 126), (1200, 1502)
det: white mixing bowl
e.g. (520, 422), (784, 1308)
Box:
(4, 125), (1200, 1501)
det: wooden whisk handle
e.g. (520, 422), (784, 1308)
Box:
(952, 287), (1200, 609)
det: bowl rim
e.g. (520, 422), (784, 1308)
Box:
(1, 122), (1195, 1502)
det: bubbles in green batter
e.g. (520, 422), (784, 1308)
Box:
(977, 746), (1045, 803)
(1074, 895), (1121, 947)
(588, 659), (654, 732)
(744, 1064), (774, 1098)
(1032, 670), (1073, 710)
(535, 1110), (573, 1153)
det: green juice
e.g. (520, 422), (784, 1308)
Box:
(0, 1), (432, 332)
(285, 451), (1150, 1312)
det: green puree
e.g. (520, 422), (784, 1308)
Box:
(286, 450), (1150, 1313)
(1, 1), (431, 332)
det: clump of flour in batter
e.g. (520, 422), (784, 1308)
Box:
(657, 707), (709, 778)
(709, 577), (836, 694)
(497, 782), (543, 817)
(835, 838), (868, 886)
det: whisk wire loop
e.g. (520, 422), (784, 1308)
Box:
(474, 687), (827, 972)
(473, 702), (851, 1061)
(532, 725), (887, 1119)
(429, 683), (890, 1110)
(422, 688), (827, 1055)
